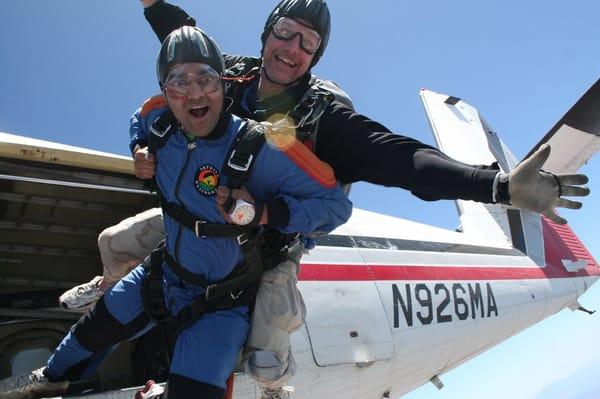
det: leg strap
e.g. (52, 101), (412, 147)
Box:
(141, 242), (170, 321)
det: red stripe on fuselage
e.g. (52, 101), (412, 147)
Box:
(298, 218), (599, 282)
(298, 263), (600, 282)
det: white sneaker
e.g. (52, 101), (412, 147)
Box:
(135, 380), (166, 399)
(261, 387), (290, 399)
(59, 276), (104, 309)
(0, 367), (69, 399)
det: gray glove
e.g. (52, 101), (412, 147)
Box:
(506, 144), (590, 224)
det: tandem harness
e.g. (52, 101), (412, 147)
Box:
(142, 119), (276, 332)
(223, 60), (353, 153)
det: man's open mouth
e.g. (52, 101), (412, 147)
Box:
(189, 105), (209, 118)
(275, 54), (297, 68)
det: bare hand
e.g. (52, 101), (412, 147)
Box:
(133, 146), (156, 180)
(216, 186), (268, 225)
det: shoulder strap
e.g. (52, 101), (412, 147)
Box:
(288, 80), (335, 152)
(221, 120), (267, 212)
(223, 60), (261, 114)
(290, 78), (355, 194)
(223, 120), (267, 189)
(148, 108), (178, 154)
(312, 78), (355, 109)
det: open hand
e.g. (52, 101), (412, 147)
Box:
(508, 144), (590, 224)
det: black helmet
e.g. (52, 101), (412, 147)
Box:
(261, 0), (331, 66)
(156, 26), (225, 86)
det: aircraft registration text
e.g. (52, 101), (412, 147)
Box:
(392, 282), (498, 328)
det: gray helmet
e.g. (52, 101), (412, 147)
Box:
(156, 26), (225, 86)
(261, 0), (331, 66)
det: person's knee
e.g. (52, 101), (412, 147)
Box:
(98, 209), (164, 274)
(245, 349), (295, 387)
(73, 296), (148, 352)
(97, 223), (141, 280)
(97, 224), (116, 258)
(168, 374), (225, 399)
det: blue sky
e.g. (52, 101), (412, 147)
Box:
(1, 1), (599, 398)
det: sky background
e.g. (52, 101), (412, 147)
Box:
(1, 1), (599, 398)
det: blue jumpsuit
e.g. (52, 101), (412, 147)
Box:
(43, 103), (351, 397)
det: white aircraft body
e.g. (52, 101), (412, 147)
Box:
(0, 79), (598, 399)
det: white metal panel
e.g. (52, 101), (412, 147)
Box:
(332, 208), (504, 247)
(0, 132), (134, 175)
(420, 89), (546, 265)
(521, 211), (545, 265)
(527, 78), (600, 173)
(542, 125), (600, 173)
(458, 203), (512, 244)
(420, 91), (495, 165)
(570, 275), (588, 298)
(375, 281), (457, 382)
(543, 278), (580, 316)
(353, 247), (535, 267)
(420, 89), (511, 245)
(302, 281), (394, 366)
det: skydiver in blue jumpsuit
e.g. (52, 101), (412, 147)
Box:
(0, 26), (351, 399)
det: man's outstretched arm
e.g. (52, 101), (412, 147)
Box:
(140, 0), (196, 43)
(317, 102), (590, 224)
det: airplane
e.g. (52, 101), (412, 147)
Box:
(0, 78), (598, 399)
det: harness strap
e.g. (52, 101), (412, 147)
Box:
(164, 251), (208, 288)
(148, 109), (179, 153)
(141, 243), (262, 332)
(203, 235), (262, 301)
(161, 230), (263, 302)
(289, 86), (335, 146)
(141, 242), (170, 321)
(222, 121), (267, 213)
(156, 189), (254, 239)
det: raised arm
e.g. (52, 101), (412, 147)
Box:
(140, 1), (241, 68)
(141, 0), (196, 43)
(316, 101), (499, 203)
(316, 102), (589, 224)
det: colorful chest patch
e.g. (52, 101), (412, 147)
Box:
(194, 165), (220, 196)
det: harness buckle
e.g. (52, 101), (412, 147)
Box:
(230, 289), (244, 300)
(195, 220), (207, 238)
(227, 150), (254, 172)
(150, 116), (172, 138)
(296, 106), (314, 128)
(204, 284), (216, 301)
(236, 233), (249, 245)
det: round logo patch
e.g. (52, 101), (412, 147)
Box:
(195, 165), (220, 196)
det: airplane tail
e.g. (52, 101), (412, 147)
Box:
(420, 79), (600, 265)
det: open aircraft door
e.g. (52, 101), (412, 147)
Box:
(299, 229), (394, 367)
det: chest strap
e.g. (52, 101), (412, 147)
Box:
(155, 186), (264, 289)
(156, 188), (253, 237)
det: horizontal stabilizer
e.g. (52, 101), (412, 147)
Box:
(525, 78), (600, 173)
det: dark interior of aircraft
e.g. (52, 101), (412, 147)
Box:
(0, 155), (166, 394)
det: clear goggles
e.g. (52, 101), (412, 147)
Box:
(272, 17), (321, 55)
(163, 65), (221, 98)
